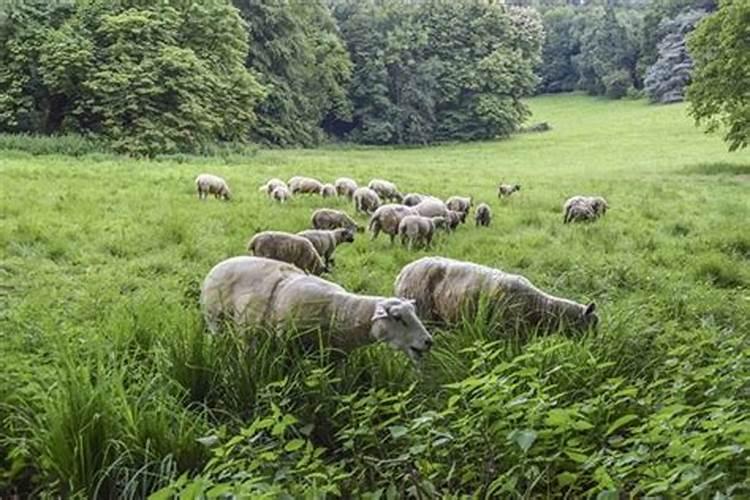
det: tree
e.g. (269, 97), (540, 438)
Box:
(232, 0), (352, 147)
(687, 0), (750, 151)
(539, 7), (582, 93)
(0, 0), (264, 156)
(644, 10), (707, 104)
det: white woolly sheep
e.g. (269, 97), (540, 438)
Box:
(368, 204), (417, 243)
(248, 231), (326, 275)
(475, 203), (491, 227)
(394, 257), (599, 334)
(413, 197), (448, 218)
(321, 184), (337, 198)
(353, 187), (382, 214)
(402, 193), (426, 207)
(335, 178), (358, 199)
(297, 228), (355, 268)
(195, 174), (231, 201)
(272, 186), (291, 203)
(498, 183), (521, 197)
(200, 256), (433, 361)
(290, 177), (324, 195)
(398, 215), (447, 249)
(446, 196), (472, 215)
(311, 208), (362, 233)
(368, 179), (403, 203)
(260, 178), (287, 196)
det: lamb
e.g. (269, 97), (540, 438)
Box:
(446, 210), (464, 231)
(398, 215), (447, 249)
(200, 256), (433, 361)
(368, 179), (403, 203)
(311, 209), (362, 233)
(247, 231), (326, 275)
(402, 193), (426, 207)
(368, 204), (417, 243)
(475, 203), (491, 227)
(297, 228), (355, 268)
(260, 178), (287, 196)
(290, 177), (324, 195)
(321, 183), (337, 198)
(195, 174), (231, 201)
(446, 196), (472, 215)
(335, 178), (358, 199)
(394, 257), (598, 334)
(353, 187), (382, 214)
(498, 183), (521, 197)
(272, 186), (291, 203)
(563, 195), (609, 223)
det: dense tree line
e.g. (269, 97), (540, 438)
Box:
(0, 0), (745, 153)
(537, 0), (716, 100)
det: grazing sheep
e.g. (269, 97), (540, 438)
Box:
(475, 203), (491, 227)
(414, 197), (448, 218)
(446, 196), (472, 215)
(498, 183), (521, 197)
(297, 228), (355, 268)
(563, 195), (609, 223)
(200, 256), (433, 361)
(335, 178), (358, 199)
(353, 187), (382, 214)
(398, 215), (447, 249)
(271, 186), (292, 203)
(260, 178), (287, 196)
(248, 231), (326, 275)
(446, 210), (466, 231)
(311, 209), (362, 233)
(403, 193), (426, 207)
(321, 183), (337, 198)
(369, 204), (417, 243)
(368, 179), (403, 203)
(195, 174), (231, 201)
(291, 177), (324, 195)
(394, 257), (599, 334)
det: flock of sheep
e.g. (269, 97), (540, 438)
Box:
(195, 172), (607, 362)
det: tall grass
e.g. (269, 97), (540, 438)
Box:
(1, 94), (748, 497)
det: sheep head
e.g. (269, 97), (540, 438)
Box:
(370, 298), (433, 362)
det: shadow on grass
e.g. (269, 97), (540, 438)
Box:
(680, 162), (750, 176)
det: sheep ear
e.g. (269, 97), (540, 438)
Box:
(372, 303), (389, 322)
(584, 302), (596, 316)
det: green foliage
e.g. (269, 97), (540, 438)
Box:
(1, 95), (748, 497)
(687, 0), (750, 151)
(0, 0), (264, 156)
(334, 0), (543, 144)
(233, 0), (352, 147)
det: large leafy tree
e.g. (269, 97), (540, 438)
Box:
(0, 0), (264, 156)
(687, 0), (750, 151)
(232, 0), (352, 147)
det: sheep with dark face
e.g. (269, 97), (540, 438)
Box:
(353, 187), (382, 214)
(446, 196), (472, 215)
(297, 228), (355, 268)
(195, 174), (231, 200)
(403, 193), (426, 207)
(200, 256), (434, 362)
(368, 204), (417, 243)
(335, 178), (358, 199)
(394, 257), (598, 334)
(368, 179), (403, 203)
(248, 231), (326, 275)
(321, 184), (337, 198)
(498, 183), (521, 197)
(475, 203), (491, 226)
(398, 215), (447, 249)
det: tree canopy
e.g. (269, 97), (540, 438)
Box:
(687, 0), (750, 151)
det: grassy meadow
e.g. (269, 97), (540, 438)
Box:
(1, 94), (749, 498)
